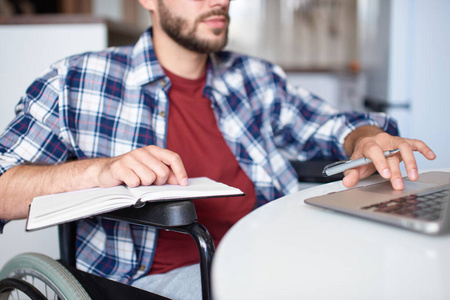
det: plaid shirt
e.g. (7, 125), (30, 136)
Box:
(0, 28), (397, 283)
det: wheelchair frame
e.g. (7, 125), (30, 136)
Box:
(1, 200), (215, 300)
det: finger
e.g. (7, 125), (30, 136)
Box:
(386, 155), (404, 190)
(130, 160), (159, 186)
(98, 157), (142, 188)
(148, 146), (188, 186)
(401, 140), (435, 180)
(107, 151), (163, 186)
(166, 171), (181, 185)
(342, 164), (376, 188)
(408, 139), (436, 161)
(394, 138), (434, 181)
(137, 156), (171, 186)
(116, 151), (162, 186)
(123, 147), (175, 186)
(118, 168), (142, 188)
(363, 146), (392, 179)
(395, 143), (418, 181)
(342, 169), (359, 187)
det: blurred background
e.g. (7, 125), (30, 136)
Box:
(0, 0), (449, 270)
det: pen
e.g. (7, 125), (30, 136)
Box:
(322, 149), (400, 177)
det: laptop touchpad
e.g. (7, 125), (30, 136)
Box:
(359, 180), (438, 196)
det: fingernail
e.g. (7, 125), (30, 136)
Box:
(408, 169), (418, 180)
(181, 178), (189, 186)
(382, 169), (391, 178)
(427, 150), (436, 158)
(394, 179), (403, 190)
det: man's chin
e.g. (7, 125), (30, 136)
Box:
(188, 31), (228, 53)
(206, 37), (228, 53)
(191, 41), (227, 54)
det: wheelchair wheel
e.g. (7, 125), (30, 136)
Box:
(0, 278), (46, 300)
(0, 253), (91, 300)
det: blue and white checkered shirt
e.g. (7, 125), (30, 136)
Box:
(0, 28), (398, 283)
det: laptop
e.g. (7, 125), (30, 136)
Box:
(304, 171), (450, 235)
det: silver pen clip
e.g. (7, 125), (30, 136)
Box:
(322, 159), (352, 177)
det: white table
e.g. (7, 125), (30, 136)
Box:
(212, 170), (450, 300)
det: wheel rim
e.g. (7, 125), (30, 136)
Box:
(0, 277), (46, 300)
(0, 253), (91, 300)
(6, 270), (65, 300)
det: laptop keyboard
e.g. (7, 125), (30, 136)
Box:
(362, 188), (450, 221)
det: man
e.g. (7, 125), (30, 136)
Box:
(0, 0), (435, 299)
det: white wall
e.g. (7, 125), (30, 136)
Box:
(0, 23), (108, 270)
(359, 0), (450, 170)
(287, 72), (366, 111)
(408, 0), (450, 170)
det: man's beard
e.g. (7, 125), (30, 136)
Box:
(158, 0), (229, 53)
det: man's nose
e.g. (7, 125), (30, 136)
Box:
(207, 0), (230, 9)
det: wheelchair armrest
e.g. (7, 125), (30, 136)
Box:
(0, 219), (8, 234)
(101, 200), (197, 227)
(59, 200), (198, 267)
(59, 221), (77, 267)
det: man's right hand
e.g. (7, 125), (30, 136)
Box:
(96, 145), (188, 188)
(0, 145), (188, 220)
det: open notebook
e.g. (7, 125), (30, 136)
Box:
(27, 177), (244, 231)
(305, 171), (450, 235)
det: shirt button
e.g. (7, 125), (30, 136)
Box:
(139, 265), (146, 271)
(161, 80), (167, 88)
(158, 111), (166, 118)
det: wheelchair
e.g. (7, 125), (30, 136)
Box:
(0, 200), (214, 300)
(0, 160), (342, 300)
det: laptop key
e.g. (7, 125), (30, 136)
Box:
(362, 189), (449, 221)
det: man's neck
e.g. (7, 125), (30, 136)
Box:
(152, 30), (208, 80)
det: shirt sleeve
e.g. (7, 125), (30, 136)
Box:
(271, 67), (399, 161)
(0, 65), (70, 176)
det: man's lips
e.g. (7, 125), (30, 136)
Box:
(202, 16), (228, 29)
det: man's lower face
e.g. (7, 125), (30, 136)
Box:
(158, 0), (229, 53)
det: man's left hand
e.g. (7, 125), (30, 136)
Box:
(343, 126), (436, 190)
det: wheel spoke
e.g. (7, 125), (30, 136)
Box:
(0, 253), (90, 299)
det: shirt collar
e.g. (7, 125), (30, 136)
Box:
(129, 27), (234, 97)
(130, 28), (166, 87)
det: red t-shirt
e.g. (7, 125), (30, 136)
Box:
(149, 68), (256, 274)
